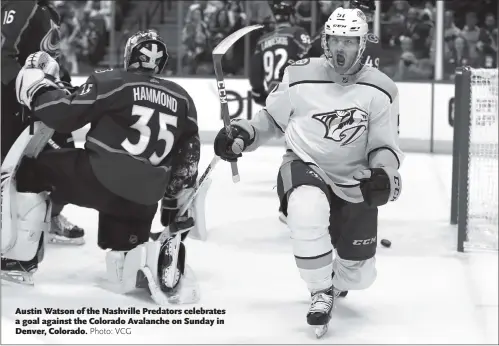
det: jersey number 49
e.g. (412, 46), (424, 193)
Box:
(121, 104), (178, 166)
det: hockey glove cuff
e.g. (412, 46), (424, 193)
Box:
(354, 167), (402, 206)
(214, 119), (255, 162)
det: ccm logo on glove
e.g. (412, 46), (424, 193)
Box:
(354, 167), (402, 206)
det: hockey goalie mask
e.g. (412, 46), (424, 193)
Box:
(124, 30), (169, 75)
(322, 8), (368, 75)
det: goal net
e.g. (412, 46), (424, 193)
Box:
(451, 68), (498, 252)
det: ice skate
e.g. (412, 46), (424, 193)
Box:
(307, 287), (336, 338)
(48, 214), (85, 245)
(1, 257), (37, 286)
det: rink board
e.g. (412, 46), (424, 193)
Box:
(68, 76), (497, 154)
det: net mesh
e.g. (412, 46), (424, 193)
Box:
(466, 68), (498, 250)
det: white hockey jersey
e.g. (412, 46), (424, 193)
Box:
(246, 57), (404, 203)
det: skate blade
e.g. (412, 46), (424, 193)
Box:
(1, 271), (34, 286)
(48, 234), (85, 245)
(314, 324), (328, 338)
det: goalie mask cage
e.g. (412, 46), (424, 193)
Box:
(450, 67), (498, 252)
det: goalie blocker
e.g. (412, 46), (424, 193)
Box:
(3, 30), (207, 304)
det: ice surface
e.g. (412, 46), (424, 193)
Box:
(1, 146), (497, 344)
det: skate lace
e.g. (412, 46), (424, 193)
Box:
(309, 292), (334, 313)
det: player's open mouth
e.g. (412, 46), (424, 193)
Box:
(336, 54), (345, 66)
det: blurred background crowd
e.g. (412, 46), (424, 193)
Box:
(55, 0), (498, 82)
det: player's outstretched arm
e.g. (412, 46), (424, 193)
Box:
(1, 1), (38, 86)
(30, 74), (107, 133)
(214, 68), (293, 162)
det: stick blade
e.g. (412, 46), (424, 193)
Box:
(212, 24), (264, 56)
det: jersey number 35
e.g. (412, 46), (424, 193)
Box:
(121, 104), (178, 166)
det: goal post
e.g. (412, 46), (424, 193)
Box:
(451, 67), (498, 252)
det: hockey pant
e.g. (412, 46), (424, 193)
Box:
(277, 157), (377, 293)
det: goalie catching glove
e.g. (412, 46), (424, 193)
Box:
(353, 167), (402, 206)
(16, 52), (73, 110)
(214, 119), (255, 162)
(16, 68), (59, 110)
(24, 51), (61, 81)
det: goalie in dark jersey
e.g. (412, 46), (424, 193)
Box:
(249, 0), (311, 106)
(309, 0), (381, 69)
(2, 30), (206, 305)
(1, 0), (84, 250)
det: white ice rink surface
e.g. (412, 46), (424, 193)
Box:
(2, 145), (498, 344)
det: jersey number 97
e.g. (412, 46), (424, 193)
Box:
(121, 104), (178, 166)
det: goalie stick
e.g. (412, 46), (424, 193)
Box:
(162, 25), (263, 290)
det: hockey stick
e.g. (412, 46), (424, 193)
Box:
(212, 24), (264, 183)
(162, 26), (263, 289)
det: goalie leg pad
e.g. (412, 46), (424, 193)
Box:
(107, 240), (200, 305)
(2, 123), (54, 262)
(1, 191), (51, 262)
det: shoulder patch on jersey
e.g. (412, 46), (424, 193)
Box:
(94, 68), (114, 74)
(292, 58), (310, 66)
(366, 33), (379, 44)
(79, 84), (93, 96)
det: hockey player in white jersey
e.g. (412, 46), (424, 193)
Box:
(214, 7), (403, 337)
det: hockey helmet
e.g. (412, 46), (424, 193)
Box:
(321, 7), (369, 73)
(270, 0), (295, 22)
(124, 30), (169, 75)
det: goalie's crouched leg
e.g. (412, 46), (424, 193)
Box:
(1, 124), (54, 284)
(106, 181), (210, 306)
(1, 179), (51, 285)
(1, 184), (51, 276)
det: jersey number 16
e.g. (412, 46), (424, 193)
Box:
(121, 104), (178, 166)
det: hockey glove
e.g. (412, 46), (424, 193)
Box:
(214, 119), (255, 162)
(24, 52), (61, 82)
(16, 68), (59, 110)
(353, 167), (402, 206)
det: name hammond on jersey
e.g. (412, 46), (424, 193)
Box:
(133, 86), (178, 112)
